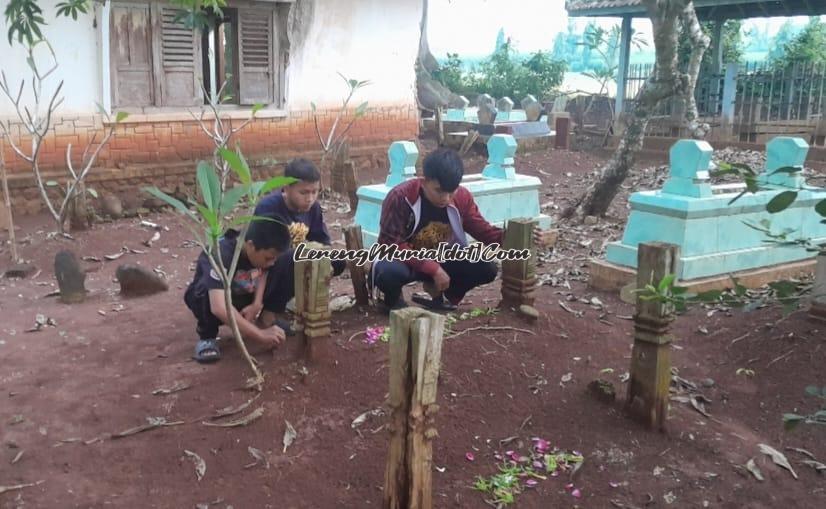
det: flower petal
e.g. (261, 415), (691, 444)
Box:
(465, 452), (475, 462)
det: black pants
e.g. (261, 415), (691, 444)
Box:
(372, 259), (498, 307)
(184, 288), (260, 340)
(262, 249), (347, 313)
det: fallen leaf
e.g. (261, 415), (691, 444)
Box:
(82, 256), (102, 262)
(785, 447), (815, 460)
(351, 408), (384, 429)
(11, 450), (23, 464)
(560, 372), (573, 384)
(9, 414), (24, 425)
(184, 450), (206, 481)
(283, 420), (297, 453)
(758, 443), (798, 479)
(202, 406), (265, 428)
(745, 458), (764, 481)
(245, 446), (269, 469)
(802, 460), (826, 472)
(663, 491), (677, 504)
(0, 480), (44, 495)
(152, 381), (191, 396)
(111, 416), (184, 438)
(211, 395), (260, 420)
(104, 251), (125, 261)
(144, 231), (161, 247)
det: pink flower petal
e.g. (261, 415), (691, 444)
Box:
(525, 479), (539, 488)
(572, 488), (582, 498)
(505, 450), (514, 456)
(565, 483), (574, 491)
(465, 452), (475, 462)
(509, 451), (521, 461)
(494, 453), (503, 461)
(532, 460), (544, 469)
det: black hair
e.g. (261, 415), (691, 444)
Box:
(423, 148), (463, 192)
(284, 158), (320, 183)
(245, 218), (290, 253)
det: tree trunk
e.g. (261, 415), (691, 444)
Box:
(678, 4), (710, 139)
(416, 0), (456, 112)
(0, 139), (18, 262)
(562, 0), (698, 221)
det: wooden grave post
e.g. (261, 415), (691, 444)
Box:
(809, 251), (826, 322)
(383, 307), (445, 509)
(343, 225), (370, 306)
(294, 241), (332, 362)
(500, 218), (537, 307)
(343, 160), (359, 212)
(625, 242), (678, 431)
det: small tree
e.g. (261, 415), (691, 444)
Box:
(311, 72), (370, 169)
(0, 40), (126, 234)
(145, 149), (294, 389)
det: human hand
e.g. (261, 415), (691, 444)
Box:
(241, 301), (263, 322)
(258, 325), (286, 348)
(433, 267), (451, 292)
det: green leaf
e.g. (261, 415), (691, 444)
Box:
(195, 203), (221, 238)
(143, 187), (193, 218)
(769, 165), (802, 176)
(86, 187), (98, 198)
(251, 103), (264, 116)
(310, 101), (317, 112)
(783, 413), (805, 431)
(46, 180), (58, 187)
(196, 161), (220, 212)
(815, 199), (826, 218)
(805, 386), (821, 397)
(671, 286), (689, 295)
(695, 289), (722, 302)
(258, 176), (297, 196)
(115, 111), (129, 123)
(355, 101), (368, 117)
(218, 148), (251, 186)
(657, 274), (676, 294)
(220, 184), (248, 216)
(766, 190), (798, 214)
(768, 280), (798, 297)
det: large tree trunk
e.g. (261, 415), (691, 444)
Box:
(563, 0), (704, 221)
(679, 4), (710, 139)
(416, 0), (457, 112)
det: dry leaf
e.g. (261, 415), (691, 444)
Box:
(786, 447), (815, 460)
(111, 416), (184, 438)
(758, 443), (798, 479)
(283, 420), (297, 453)
(0, 480), (44, 495)
(144, 231), (161, 247)
(351, 408), (384, 429)
(104, 251), (125, 261)
(802, 460), (826, 472)
(11, 450), (24, 464)
(184, 450), (206, 481)
(211, 395), (260, 420)
(152, 381), (191, 396)
(245, 446), (270, 469)
(202, 406), (264, 428)
(745, 458), (764, 481)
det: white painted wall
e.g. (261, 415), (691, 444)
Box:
(0, 0), (420, 117)
(286, 0), (422, 109)
(0, 0), (102, 116)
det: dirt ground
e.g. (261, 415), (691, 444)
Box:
(2, 143), (826, 509)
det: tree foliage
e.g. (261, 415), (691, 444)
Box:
(771, 17), (826, 68)
(433, 41), (566, 101)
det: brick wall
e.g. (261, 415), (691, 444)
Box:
(1, 105), (419, 215)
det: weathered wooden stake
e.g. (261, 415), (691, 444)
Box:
(0, 138), (18, 262)
(343, 225), (370, 306)
(294, 241), (332, 362)
(435, 107), (445, 146)
(383, 308), (445, 509)
(809, 252), (826, 322)
(343, 161), (359, 212)
(500, 218), (537, 306)
(626, 242), (678, 431)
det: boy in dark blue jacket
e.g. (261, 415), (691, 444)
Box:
(254, 159), (346, 321)
(184, 219), (292, 363)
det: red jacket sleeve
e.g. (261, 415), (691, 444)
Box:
(377, 188), (441, 277)
(457, 189), (504, 245)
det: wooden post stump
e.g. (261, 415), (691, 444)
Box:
(383, 307), (445, 509)
(809, 252), (826, 322)
(343, 161), (359, 212)
(344, 225), (370, 306)
(500, 218), (537, 307)
(625, 242), (678, 431)
(294, 242), (332, 362)
(554, 115), (571, 150)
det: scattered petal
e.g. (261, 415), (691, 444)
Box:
(525, 479), (538, 488)
(533, 460), (544, 469)
(572, 488), (582, 498)
(609, 481), (620, 488)
(565, 483), (574, 490)
(465, 452), (475, 462)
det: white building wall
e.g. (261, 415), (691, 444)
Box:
(0, 0), (421, 118)
(0, 0), (102, 116)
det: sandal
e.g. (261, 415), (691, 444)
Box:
(411, 293), (458, 312)
(193, 338), (221, 364)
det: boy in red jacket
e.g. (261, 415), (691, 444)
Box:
(371, 148), (534, 312)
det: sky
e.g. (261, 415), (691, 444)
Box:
(427, 0), (817, 58)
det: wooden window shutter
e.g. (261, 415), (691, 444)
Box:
(151, 4), (203, 106)
(238, 9), (274, 105)
(110, 3), (154, 107)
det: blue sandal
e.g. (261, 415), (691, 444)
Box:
(193, 338), (221, 363)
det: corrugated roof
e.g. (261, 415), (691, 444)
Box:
(566, 0), (826, 18)
(565, 0), (642, 12)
